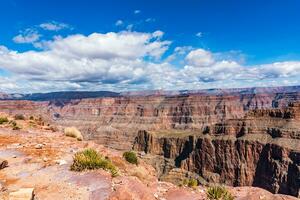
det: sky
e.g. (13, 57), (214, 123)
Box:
(0, 0), (300, 93)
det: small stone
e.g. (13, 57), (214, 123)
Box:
(140, 151), (146, 156)
(0, 159), (8, 169)
(259, 195), (266, 199)
(35, 144), (44, 149)
(153, 193), (159, 199)
(9, 188), (34, 200)
(55, 159), (67, 165)
(12, 155), (17, 158)
(43, 157), (48, 162)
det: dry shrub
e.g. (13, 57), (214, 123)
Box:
(64, 127), (83, 141)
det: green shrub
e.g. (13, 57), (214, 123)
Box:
(0, 117), (8, 124)
(70, 148), (118, 177)
(14, 114), (25, 120)
(123, 151), (138, 165)
(206, 186), (234, 200)
(182, 178), (198, 188)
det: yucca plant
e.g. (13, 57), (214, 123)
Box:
(206, 185), (234, 200)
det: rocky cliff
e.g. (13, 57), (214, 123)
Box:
(133, 102), (300, 197)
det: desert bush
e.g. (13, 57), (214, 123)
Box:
(64, 127), (83, 141)
(29, 116), (34, 120)
(14, 114), (25, 120)
(182, 178), (198, 188)
(0, 117), (8, 124)
(123, 151), (138, 165)
(206, 186), (234, 200)
(70, 148), (118, 176)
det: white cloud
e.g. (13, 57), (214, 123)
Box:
(40, 21), (70, 31)
(185, 49), (215, 67)
(115, 20), (123, 26)
(134, 10), (141, 14)
(196, 32), (202, 37)
(152, 30), (164, 39)
(2, 30), (300, 93)
(126, 24), (134, 31)
(13, 29), (41, 44)
(0, 31), (171, 92)
(145, 18), (155, 23)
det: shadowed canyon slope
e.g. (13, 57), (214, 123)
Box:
(0, 86), (299, 197)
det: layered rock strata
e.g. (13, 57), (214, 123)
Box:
(133, 103), (300, 197)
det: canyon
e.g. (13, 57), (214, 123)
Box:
(0, 86), (299, 198)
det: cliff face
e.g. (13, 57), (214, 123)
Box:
(133, 102), (300, 197)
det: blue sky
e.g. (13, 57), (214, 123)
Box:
(0, 0), (300, 93)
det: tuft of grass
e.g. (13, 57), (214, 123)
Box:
(206, 186), (234, 200)
(182, 178), (198, 188)
(70, 148), (118, 177)
(0, 117), (8, 124)
(14, 114), (25, 120)
(123, 151), (138, 165)
(64, 127), (83, 141)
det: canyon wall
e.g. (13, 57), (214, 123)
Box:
(0, 92), (298, 149)
(133, 102), (300, 197)
(0, 90), (299, 196)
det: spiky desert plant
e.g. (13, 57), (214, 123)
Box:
(206, 186), (234, 200)
(70, 148), (118, 177)
(182, 178), (198, 188)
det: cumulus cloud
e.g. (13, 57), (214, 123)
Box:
(185, 49), (215, 67)
(40, 21), (71, 31)
(1, 30), (300, 93)
(0, 31), (171, 92)
(13, 29), (41, 44)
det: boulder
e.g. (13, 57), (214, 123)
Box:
(9, 188), (34, 200)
